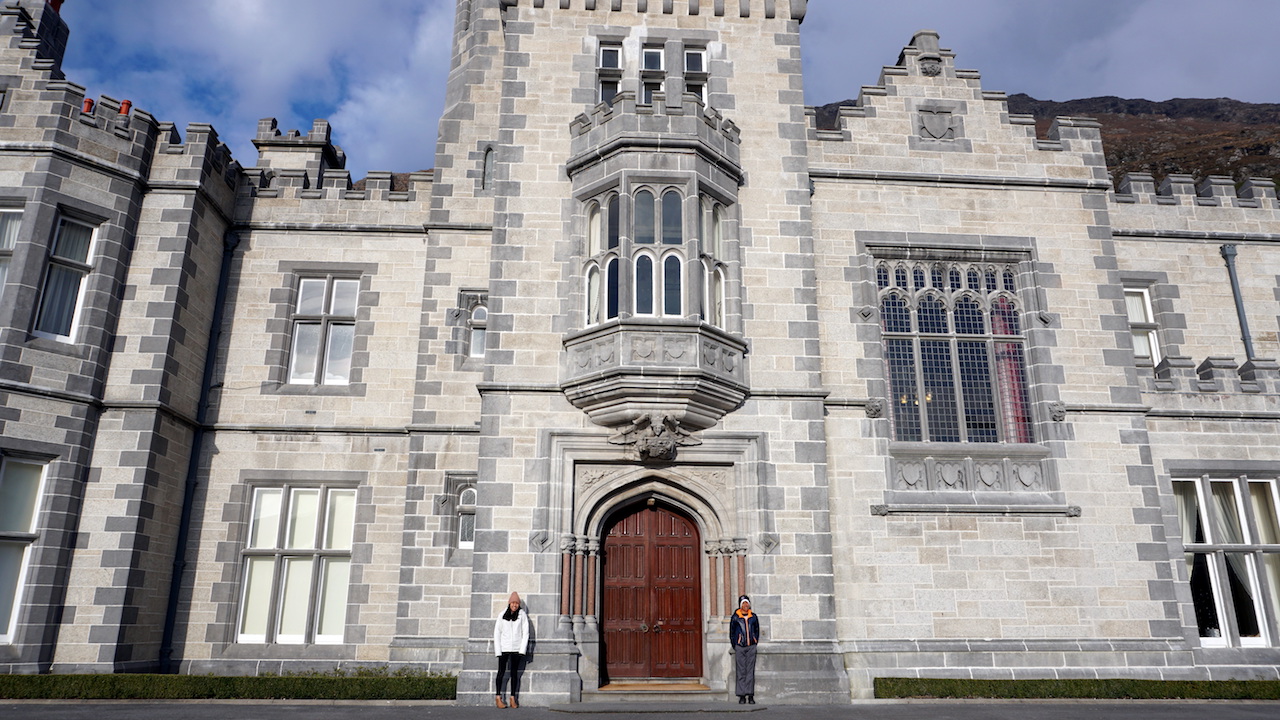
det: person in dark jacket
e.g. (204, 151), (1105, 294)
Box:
(729, 595), (760, 704)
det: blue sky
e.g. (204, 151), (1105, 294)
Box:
(58, 0), (1280, 180)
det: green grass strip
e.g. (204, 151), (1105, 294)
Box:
(875, 677), (1280, 700)
(0, 673), (457, 700)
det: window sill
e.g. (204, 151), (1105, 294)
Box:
(267, 382), (367, 397)
(872, 500), (1079, 516)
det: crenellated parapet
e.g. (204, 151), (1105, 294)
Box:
(0, 0), (68, 78)
(567, 90), (741, 182)
(498, 0), (806, 21)
(1113, 172), (1279, 210)
(149, 122), (240, 202)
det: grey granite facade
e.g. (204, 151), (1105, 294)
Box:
(1, 0), (1279, 704)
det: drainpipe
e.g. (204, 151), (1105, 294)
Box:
(160, 229), (240, 673)
(1219, 244), (1256, 361)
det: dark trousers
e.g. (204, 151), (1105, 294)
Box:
(734, 644), (757, 696)
(496, 652), (524, 697)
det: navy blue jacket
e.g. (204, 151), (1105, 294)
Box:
(729, 609), (759, 647)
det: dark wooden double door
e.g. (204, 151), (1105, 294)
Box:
(601, 503), (702, 680)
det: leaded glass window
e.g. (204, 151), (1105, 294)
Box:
(878, 259), (1033, 443)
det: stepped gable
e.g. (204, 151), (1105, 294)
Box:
(805, 29), (1107, 181)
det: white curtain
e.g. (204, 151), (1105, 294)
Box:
(1173, 481), (1199, 569)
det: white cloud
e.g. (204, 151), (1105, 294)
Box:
(57, 1), (1280, 180)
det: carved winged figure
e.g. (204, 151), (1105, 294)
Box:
(608, 413), (701, 461)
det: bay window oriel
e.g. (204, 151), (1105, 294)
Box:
(582, 184), (733, 329)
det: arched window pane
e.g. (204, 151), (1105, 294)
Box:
(917, 295), (947, 334)
(712, 267), (725, 327)
(607, 196), (620, 249)
(880, 293), (911, 333)
(967, 269), (980, 290)
(876, 264), (889, 289)
(635, 190), (655, 244)
(931, 265), (944, 289)
(471, 305), (487, 323)
(991, 297), (1020, 335)
(949, 268), (962, 290)
(482, 148), (494, 190)
(954, 298), (984, 335)
(895, 266), (908, 288)
(460, 487), (477, 505)
(913, 268), (926, 290)
(606, 259), (619, 319)
(985, 269), (998, 292)
(712, 205), (724, 258)
(587, 267), (601, 325)
(588, 203), (601, 256)
(662, 191), (682, 244)
(635, 255), (654, 314)
(1002, 270), (1016, 291)
(663, 255), (682, 315)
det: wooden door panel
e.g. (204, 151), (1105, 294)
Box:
(602, 503), (702, 681)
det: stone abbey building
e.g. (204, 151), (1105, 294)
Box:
(2, 0), (1279, 705)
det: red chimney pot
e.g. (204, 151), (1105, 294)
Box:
(119, 100), (132, 115)
(82, 98), (93, 113)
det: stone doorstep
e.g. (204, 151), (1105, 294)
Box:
(575, 681), (734, 706)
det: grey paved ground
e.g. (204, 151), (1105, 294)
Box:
(3, 700), (1278, 720)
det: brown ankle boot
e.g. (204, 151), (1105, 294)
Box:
(510, 697), (519, 709)
(495, 695), (506, 708)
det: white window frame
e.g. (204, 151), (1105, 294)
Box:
(33, 216), (97, 343)
(1174, 475), (1280, 648)
(0, 210), (21, 301)
(598, 44), (622, 70)
(468, 304), (488, 358)
(642, 45), (664, 72)
(457, 486), (477, 550)
(0, 456), (47, 644)
(236, 484), (356, 645)
(287, 275), (359, 385)
(1124, 287), (1160, 365)
(683, 48), (705, 74)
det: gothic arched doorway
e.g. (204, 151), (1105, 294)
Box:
(600, 499), (702, 681)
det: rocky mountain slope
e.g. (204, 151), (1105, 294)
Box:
(816, 94), (1280, 189)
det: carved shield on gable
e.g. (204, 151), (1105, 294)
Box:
(919, 109), (954, 140)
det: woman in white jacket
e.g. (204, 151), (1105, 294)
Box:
(493, 591), (529, 708)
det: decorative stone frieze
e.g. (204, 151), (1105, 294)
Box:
(562, 318), (749, 431)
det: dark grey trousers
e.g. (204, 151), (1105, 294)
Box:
(734, 644), (757, 696)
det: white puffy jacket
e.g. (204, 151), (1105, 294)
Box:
(494, 609), (529, 656)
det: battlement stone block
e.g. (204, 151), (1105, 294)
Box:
(1238, 358), (1279, 394)
(1196, 356), (1237, 392)
(1154, 355), (1196, 392)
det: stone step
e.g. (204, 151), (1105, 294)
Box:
(578, 682), (733, 705)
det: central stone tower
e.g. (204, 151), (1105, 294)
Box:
(441, 0), (846, 705)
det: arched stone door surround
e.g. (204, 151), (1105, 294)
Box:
(558, 469), (749, 688)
